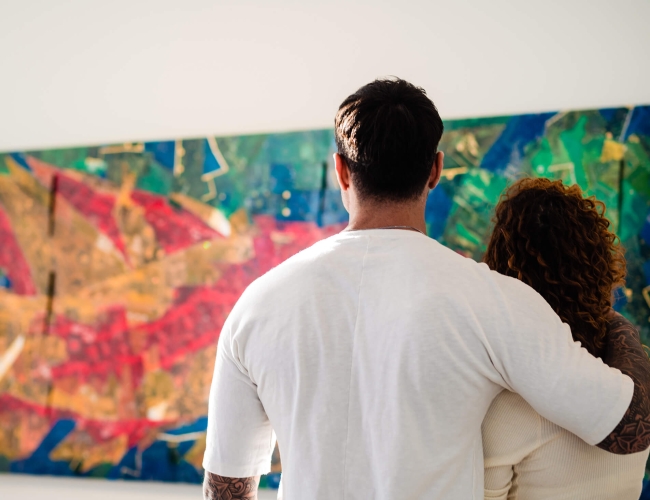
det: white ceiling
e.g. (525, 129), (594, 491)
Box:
(1, 0), (649, 151)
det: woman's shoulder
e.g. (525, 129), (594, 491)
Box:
(606, 310), (640, 333)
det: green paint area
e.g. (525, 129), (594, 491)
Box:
(0, 155), (9, 174)
(136, 160), (172, 195)
(32, 147), (91, 171)
(442, 169), (508, 259)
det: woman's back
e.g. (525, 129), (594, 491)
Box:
(483, 388), (648, 500)
(482, 178), (648, 499)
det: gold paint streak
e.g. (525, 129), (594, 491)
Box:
(601, 139), (627, 162)
(99, 143), (145, 155)
(0, 335), (25, 381)
(50, 432), (128, 472)
(441, 167), (469, 180)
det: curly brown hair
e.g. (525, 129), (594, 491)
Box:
(483, 177), (626, 359)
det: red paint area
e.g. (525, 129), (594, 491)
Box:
(131, 191), (221, 254)
(27, 156), (129, 261)
(27, 156), (223, 260)
(138, 286), (232, 369)
(0, 205), (37, 295)
(0, 394), (169, 448)
(39, 216), (339, 384)
(42, 286), (234, 384)
(252, 215), (343, 272)
(6, 209), (344, 461)
(47, 308), (140, 383)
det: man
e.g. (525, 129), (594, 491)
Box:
(203, 78), (650, 500)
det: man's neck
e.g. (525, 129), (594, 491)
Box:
(346, 199), (427, 234)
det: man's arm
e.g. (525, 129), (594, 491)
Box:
(483, 274), (640, 449)
(203, 472), (260, 500)
(202, 307), (275, 488)
(597, 313), (650, 454)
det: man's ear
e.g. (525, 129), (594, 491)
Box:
(428, 151), (444, 190)
(334, 153), (351, 191)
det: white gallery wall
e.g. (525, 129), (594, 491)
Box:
(0, 0), (649, 150)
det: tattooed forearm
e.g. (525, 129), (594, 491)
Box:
(597, 312), (650, 454)
(203, 472), (259, 500)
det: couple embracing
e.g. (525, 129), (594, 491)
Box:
(202, 78), (650, 500)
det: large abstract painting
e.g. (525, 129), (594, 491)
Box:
(0, 106), (649, 484)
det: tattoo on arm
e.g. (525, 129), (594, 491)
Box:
(203, 472), (259, 500)
(597, 313), (650, 454)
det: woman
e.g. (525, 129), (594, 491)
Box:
(481, 177), (649, 500)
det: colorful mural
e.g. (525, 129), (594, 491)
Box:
(0, 106), (649, 484)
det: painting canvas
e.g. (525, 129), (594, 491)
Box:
(0, 106), (649, 484)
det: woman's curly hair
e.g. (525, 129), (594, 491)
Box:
(483, 177), (626, 359)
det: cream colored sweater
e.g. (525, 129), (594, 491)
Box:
(482, 390), (649, 500)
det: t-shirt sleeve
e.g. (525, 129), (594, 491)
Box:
(202, 315), (275, 477)
(484, 273), (633, 446)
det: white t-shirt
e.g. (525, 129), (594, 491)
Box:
(203, 229), (633, 500)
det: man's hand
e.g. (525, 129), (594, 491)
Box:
(203, 471), (260, 500)
(597, 312), (650, 454)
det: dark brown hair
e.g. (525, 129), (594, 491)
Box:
(335, 78), (443, 202)
(484, 177), (626, 358)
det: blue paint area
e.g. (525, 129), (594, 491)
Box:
(0, 270), (11, 290)
(318, 190), (348, 227)
(624, 106), (650, 140)
(11, 420), (75, 475)
(144, 141), (176, 171)
(270, 164), (295, 194)
(5, 419), (208, 482)
(425, 187), (453, 240)
(106, 418), (209, 482)
(641, 478), (650, 500)
(266, 473), (281, 489)
(481, 113), (556, 174)
(247, 185), (347, 226)
(109, 440), (202, 483)
(139, 441), (202, 483)
(643, 261), (650, 287)
(108, 446), (137, 480)
(612, 287), (629, 312)
(8, 153), (32, 171)
(283, 191), (320, 222)
(165, 417), (207, 435)
(598, 108), (620, 124)
(641, 212), (650, 244)
(203, 139), (225, 176)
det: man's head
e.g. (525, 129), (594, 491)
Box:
(334, 78), (444, 210)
